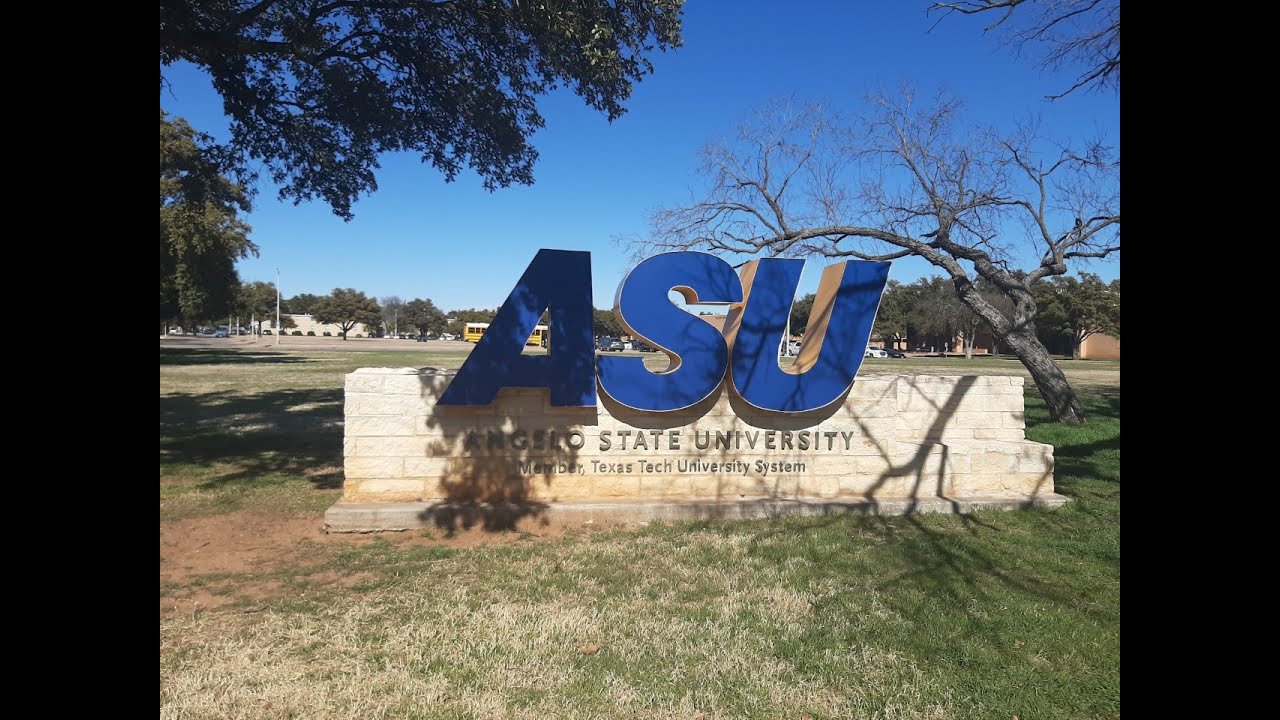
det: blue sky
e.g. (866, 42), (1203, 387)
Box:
(161, 1), (1119, 312)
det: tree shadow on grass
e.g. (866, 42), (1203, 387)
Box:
(1026, 389), (1121, 488)
(160, 348), (313, 366)
(160, 387), (343, 489)
(864, 389), (1118, 613)
(737, 385), (1119, 632)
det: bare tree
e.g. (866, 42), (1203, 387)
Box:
(645, 91), (1119, 424)
(380, 295), (405, 337)
(928, 0), (1120, 100)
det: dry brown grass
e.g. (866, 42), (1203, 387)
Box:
(160, 343), (1120, 719)
(161, 529), (955, 720)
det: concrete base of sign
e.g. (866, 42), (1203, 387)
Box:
(328, 369), (1064, 532)
(325, 493), (1070, 532)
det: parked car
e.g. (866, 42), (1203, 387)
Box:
(883, 347), (906, 358)
(621, 340), (637, 351)
(415, 335), (429, 342)
(440, 333), (456, 341)
(213, 327), (230, 338)
(608, 339), (625, 352)
(635, 341), (658, 353)
(785, 340), (802, 356)
(864, 347), (888, 358)
(596, 337), (616, 351)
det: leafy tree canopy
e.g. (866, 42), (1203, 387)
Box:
(446, 308), (497, 336)
(871, 281), (910, 345)
(593, 308), (624, 337)
(787, 294), (815, 336)
(160, 111), (257, 322)
(160, 0), (685, 219)
(312, 288), (382, 339)
(1033, 272), (1120, 357)
(284, 292), (321, 314)
(235, 280), (278, 318)
(404, 298), (448, 336)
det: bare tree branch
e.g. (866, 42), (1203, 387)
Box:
(928, 0), (1120, 100)
(644, 89), (1118, 424)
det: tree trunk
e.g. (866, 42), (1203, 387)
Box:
(953, 282), (1086, 425)
(964, 338), (973, 360)
(1003, 326), (1085, 423)
(1072, 334), (1082, 360)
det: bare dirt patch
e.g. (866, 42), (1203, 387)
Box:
(160, 508), (634, 617)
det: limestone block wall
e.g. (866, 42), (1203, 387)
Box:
(341, 369), (1054, 504)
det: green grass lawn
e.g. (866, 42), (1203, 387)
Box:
(160, 346), (1119, 720)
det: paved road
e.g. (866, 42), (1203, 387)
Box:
(160, 335), (654, 357)
(161, 335), (478, 352)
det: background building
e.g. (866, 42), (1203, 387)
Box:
(268, 314), (367, 338)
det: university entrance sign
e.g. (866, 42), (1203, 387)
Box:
(326, 249), (1066, 532)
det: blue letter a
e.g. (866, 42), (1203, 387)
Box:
(438, 249), (595, 406)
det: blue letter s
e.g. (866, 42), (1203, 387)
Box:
(597, 252), (743, 411)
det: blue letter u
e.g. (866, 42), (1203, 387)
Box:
(727, 258), (890, 413)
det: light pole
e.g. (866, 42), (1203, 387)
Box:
(275, 266), (281, 346)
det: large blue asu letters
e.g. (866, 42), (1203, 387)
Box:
(437, 250), (890, 413)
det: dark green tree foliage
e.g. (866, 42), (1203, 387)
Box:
(1108, 278), (1120, 339)
(160, 112), (257, 323)
(283, 292), (321, 314)
(312, 288), (382, 339)
(788, 294), (815, 336)
(446, 308), (497, 336)
(404, 298), (447, 336)
(909, 277), (963, 347)
(901, 276), (1000, 357)
(235, 280), (295, 332)
(160, 0), (685, 219)
(593, 308), (624, 337)
(1033, 272), (1120, 359)
(235, 280), (277, 318)
(871, 280), (910, 348)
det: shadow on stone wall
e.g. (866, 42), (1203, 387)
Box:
(399, 359), (1050, 533)
(599, 374), (1051, 519)
(414, 359), (595, 534)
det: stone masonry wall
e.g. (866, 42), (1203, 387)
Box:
(341, 370), (1055, 504)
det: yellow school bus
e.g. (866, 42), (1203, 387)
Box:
(528, 325), (549, 347)
(464, 323), (549, 347)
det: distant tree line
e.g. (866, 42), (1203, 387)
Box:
(164, 283), (462, 341)
(789, 272), (1119, 360)
(169, 272), (1117, 359)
